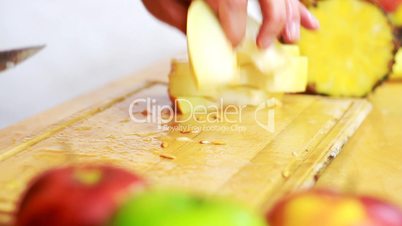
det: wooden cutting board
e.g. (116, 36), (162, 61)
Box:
(316, 82), (402, 206)
(0, 60), (371, 224)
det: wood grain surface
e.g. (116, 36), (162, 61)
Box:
(0, 60), (375, 224)
(316, 82), (402, 207)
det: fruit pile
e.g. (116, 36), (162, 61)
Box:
(169, 0), (308, 114)
(13, 165), (266, 226)
(13, 165), (402, 226)
(170, 0), (397, 113)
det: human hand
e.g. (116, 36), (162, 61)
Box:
(142, 0), (319, 48)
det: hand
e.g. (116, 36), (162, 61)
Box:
(142, 0), (319, 48)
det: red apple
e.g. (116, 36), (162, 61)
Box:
(361, 196), (402, 226)
(267, 190), (402, 226)
(15, 165), (146, 226)
(372, 0), (402, 12)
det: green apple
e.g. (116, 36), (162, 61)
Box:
(110, 190), (267, 226)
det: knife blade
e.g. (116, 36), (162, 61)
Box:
(0, 45), (45, 72)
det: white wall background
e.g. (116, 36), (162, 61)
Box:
(0, 0), (187, 129)
(0, 0), (262, 129)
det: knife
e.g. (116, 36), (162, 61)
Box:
(0, 45), (45, 72)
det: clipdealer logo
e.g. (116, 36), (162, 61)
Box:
(128, 98), (276, 132)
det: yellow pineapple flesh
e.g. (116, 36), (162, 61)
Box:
(390, 5), (402, 26)
(299, 0), (395, 97)
(391, 48), (402, 79)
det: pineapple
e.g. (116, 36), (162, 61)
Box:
(390, 5), (402, 26)
(299, 0), (395, 97)
(391, 48), (402, 79)
(389, 5), (402, 80)
(168, 1), (309, 114)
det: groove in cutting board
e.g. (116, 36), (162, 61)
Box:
(258, 99), (372, 210)
(218, 98), (357, 207)
(221, 100), (371, 209)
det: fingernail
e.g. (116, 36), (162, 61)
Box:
(288, 23), (300, 42)
(286, 22), (300, 42)
(307, 12), (320, 29)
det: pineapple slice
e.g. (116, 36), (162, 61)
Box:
(174, 97), (218, 115)
(237, 17), (300, 70)
(169, 61), (269, 113)
(299, 0), (395, 97)
(391, 48), (402, 79)
(219, 86), (267, 106)
(170, 1), (308, 114)
(237, 17), (307, 92)
(390, 5), (402, 26)
(240, 57), (308, 94)
(169, 60), (269, 110)
(267, 57), (308, 93)
(168, 60), (217, 99)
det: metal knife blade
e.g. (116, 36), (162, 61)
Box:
(0, 45), (45, 72)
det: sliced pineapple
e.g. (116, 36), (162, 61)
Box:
(267, 57), (309, 93)
(168, 60), (217, 99)
(236, 17), (308, 92)
(219, 86), (268, 106)
(390, 5), (402, 26)
(299, 0), (395, 97)
(240, 58), (308, 94)
(169, 1), (309, 114)
(391, 48), (402, 79)
(174, 97), (218, 115)
(237, 17), (300, 71)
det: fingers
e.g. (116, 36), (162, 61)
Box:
(257, 0), (319, 47)
(299, 2), (320, 30)
(142, 0), (190, 33)
(258, 0), (287, 48)
(141, 0), (319, 48)
(206, 0), (248, 47)
(282, 0), (300, 43)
